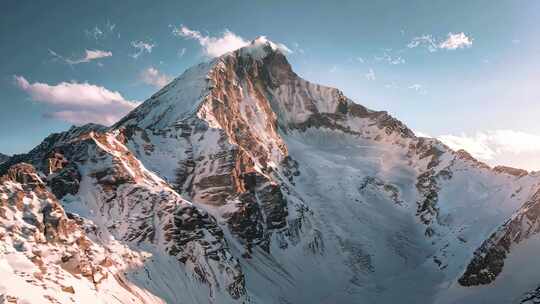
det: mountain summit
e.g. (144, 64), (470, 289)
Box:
(2, 39), (540, 304)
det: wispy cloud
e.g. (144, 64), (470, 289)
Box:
(408, 84), (427, 95)
(292, 42), (305, 54)
(172, 26), (291, 58)
(384, 82), (399, 89)
(85, 20), (117, 40)
(85, 27), (104, 40)
(139, 67), (172, 88)
(438, 130), (540, 170)
(178, 47), (186, 58)
(439, 32), (473, 50)
(375, 50), (405, 65)
(414, 130), (431, 138)
(76, 49), (112, 63)
(49, 49), (112, 65)
(365, 68), (376, 80)
(172, 25), (249, 57)
(439, 130), (540, 159)
(407, 35), (439, 52)
(130, 40), (155, 59)
(408, 32), (473, 52)
(14, 76), (139, 126)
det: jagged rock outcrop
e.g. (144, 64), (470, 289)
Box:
(494, 165), (529, 177)
(520, 285), (540, 303)
(459, 187), (540, 286)
(0, 163), (161, 303)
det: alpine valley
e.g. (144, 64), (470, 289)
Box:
(2, 38), (540, 304)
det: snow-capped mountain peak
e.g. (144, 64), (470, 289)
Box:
(4, 37), (540, 304)
(237, 36), (291, 60)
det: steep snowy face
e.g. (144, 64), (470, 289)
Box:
(117, 38), (293, 168)
(118, 37), (414, 181)
(459, 181), (540, 287)
(0, 163), (164, 304)
(0, 125), (247, 303)
(116, 61), (216, 130)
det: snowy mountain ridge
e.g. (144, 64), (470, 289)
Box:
(0, 153), (9, 165)
(2, 38), (540, 303)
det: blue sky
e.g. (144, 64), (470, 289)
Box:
(2, 0), (540, 169)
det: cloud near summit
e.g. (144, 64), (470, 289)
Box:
(172, 26), (291, 57)
(173, 26), (248, 57)
(14, 76), (139, 126)
(436, 130), (540, 170)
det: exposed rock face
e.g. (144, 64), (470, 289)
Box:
(1, 124), (247, 302)
(520, 285), (540, 303)
(0, 163), (157, 303)
(117, 42), (307, 257)
(459, 187), (540, 286)
(359, 176), (403, 206)
(494, 165), (529, 177)
(83, 130), (247, 299)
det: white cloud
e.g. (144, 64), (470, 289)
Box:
(273, 41), (293, 54)
(49, 49), (112, 65)
(139, 67), (172, 88)
(178, 47), (186, 58)
(384, 82), (398, 89)
(85, 26), (104, 40)
(365, 68), (376, 80)
(81, 49), (112, 62)
(293, 42), (305, 54)
(172, 26), (292, 58)
(14, 75), (139, 126)
(408, 84), (427, 95)
(173, 26), (249, 57)
(85, 20), (116, 40)
(130, 40), (155, 59)
(439, 133), (496, 160)
(408, 32), (473, 52)
(356, 57), (365, 63)
(375, 50), (405, 65)
(414, 130), (431, 138)
(438, 130), (540, 170)
(439, 32), (473, 50)
(105, 20), (116, 33)
(407, 35), (438, 52)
